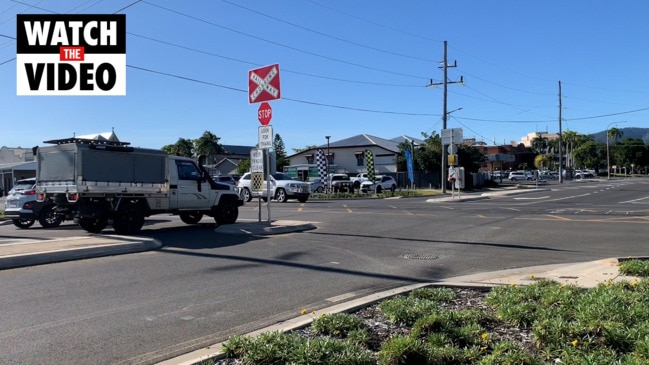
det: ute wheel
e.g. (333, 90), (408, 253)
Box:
(39, 205), (62, 228)
(180, 211), (203, 224)
(242, 188), (252, 202)
(316, 186), (324, 193)
(112, 203), (145, 235)
(353, 181), (360, 189)
(214, 203), (238, 225)
(275, 188), (287, 203)
(79, 217), (108, 233)
(12, 218), (35, 229)
(376, 185), (383, 194)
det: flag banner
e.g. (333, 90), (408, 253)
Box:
(365, 149), (375, 182)
(316, 149), (327, 183)
(405, 150), (414, 183)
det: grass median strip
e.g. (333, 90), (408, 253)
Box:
(201, 259), (649, 365)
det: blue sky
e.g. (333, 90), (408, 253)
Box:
(2, 0), (648, 154)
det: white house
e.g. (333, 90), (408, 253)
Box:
(287, 134), (423, 175)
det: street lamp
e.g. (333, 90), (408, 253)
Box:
(325, 136), (331, 191)
(606, 121), (625, 180)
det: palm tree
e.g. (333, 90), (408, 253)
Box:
(562, 130), (578, 169)
(608, 127), (623, 144)
(531, 133), (548, 155)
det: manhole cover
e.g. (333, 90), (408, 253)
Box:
(400, 253), (438, 260)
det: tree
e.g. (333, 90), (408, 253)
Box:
(194, 131), (225, 159)
(417, 132), (442, 173)
(457, 145), (485, 173)
(292, 145), (318, 154)
(573, 140), (601, 168)
(608, 127), (623, 144)
(531, 133), (548, 155)
(534, 154), (550, 170)
(237, 159), (251, 174)
(273, 134), (289, 171)
(562, 130), (578, 169)
(161, 138), (193, 157)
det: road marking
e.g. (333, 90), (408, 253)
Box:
(514, 196), (549, 200)
(547, 214), (571, 221)
(620, 196), (649, 204)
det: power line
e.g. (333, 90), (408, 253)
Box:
(140, 1), (427, 80)
(128, 32), (422, 88)
(127, 64), (436, 117)
(221, 0), (434, 63)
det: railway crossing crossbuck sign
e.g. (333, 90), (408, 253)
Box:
(248, 64), (281, 104)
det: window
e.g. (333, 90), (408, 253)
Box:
(355, 152), (364, 166)
(177, 161), (200, 180)
(305, 154), (314, 164)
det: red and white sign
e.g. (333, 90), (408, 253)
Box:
(258, 102), (272, 125)
(248, 64), (281, 104)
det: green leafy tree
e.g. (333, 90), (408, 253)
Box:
(457, 145), (485, 173)
(161, 138), (193, 157)
(573, 140), (601, 168)
(273, 134), (289, 171)
(417, 131), (442, 173)
(194, 131), (225, 159)
(534, 154), (550, 170)
(237, 158), (251, 174)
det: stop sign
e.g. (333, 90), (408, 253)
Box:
(258, 102), (272, 125)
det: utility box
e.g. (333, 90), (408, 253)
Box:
(452, 167), (465, 189)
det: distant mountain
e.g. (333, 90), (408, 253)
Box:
(591, 127), (649, 143)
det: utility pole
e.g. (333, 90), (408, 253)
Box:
(558, 81), (563, 184)
(428, 41), (463, 193)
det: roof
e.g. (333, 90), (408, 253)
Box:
(222, 145), (255, 155)
(0, 161), (37, 172)
(318, 134), (401, 152)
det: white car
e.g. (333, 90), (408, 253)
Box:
(308, 178), (325, 193)
(237, 172), (310, 203)
(360, 175), (397, 193)
(508, 171), (534, 181)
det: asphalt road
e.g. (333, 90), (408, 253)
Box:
(1, 178), (648, 364)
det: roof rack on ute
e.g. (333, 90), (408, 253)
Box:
(42, 138), (131, 146)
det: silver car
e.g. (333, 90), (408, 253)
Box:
(4, 178), (62, 229)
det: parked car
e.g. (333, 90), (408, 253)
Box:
(212, 175), (237, 186)
(360, 175), (397, 193)
(508, 171), (534, 181)
(538, 171), (558, 180)
(237, 172), (310, 203)
(308, 178), (325, 193)
(329, 174), (354, 193)
(3, 177), (63, 229)
(575, 170), (594, 179)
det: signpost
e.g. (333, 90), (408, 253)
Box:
(249, 63), (281, 223)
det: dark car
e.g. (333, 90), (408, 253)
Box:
(3, 178), (63, 228)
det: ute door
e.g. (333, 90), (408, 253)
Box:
(175, 160), (210, 209)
